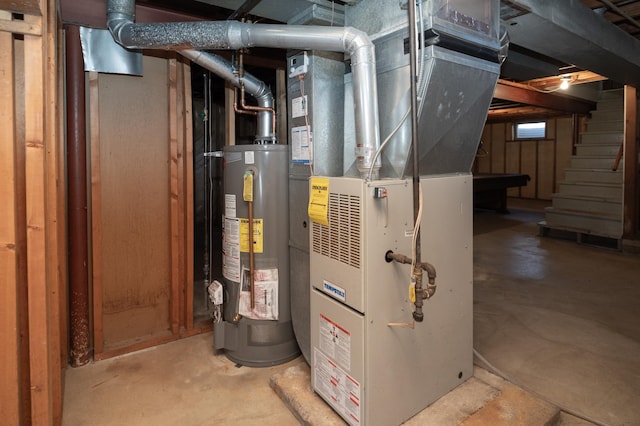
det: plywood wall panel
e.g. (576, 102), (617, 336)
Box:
(537, 140), (555, 200)
(505, 141), (520, 197)
(97, 55), (171, 348)
(555, 117), (573, 191)
(476, 125), (491, 173)
(521, 141), (538, 199)
(490, 122), (506, 173)
(478, 117), (576, 201)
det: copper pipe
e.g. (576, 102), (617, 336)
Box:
(248, 199), (255, 309)
(233, 87), (258, 116)
(66, 25), (91, 366)
(239, 84), (277, 135)
(235, 51), (277, 136)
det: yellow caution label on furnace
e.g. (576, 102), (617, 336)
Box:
(308, 177), (329, 226)
(239, 218), (263, 253)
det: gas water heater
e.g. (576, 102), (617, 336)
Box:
(214, 145), (299, 366)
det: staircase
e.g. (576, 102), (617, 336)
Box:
(541, 89), (624, 246)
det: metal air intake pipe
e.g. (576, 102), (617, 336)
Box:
(180, 49), (275, 143)
(106, 0), (381, 176)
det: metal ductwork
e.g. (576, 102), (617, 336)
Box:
(180, 49), (275, 143)
(106, 0), (381, 176)
(502, 0), (640, 86)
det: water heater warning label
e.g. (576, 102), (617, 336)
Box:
(319, 314), (351, 371)
(314, 348), (361, 426)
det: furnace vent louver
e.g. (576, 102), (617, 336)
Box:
(312, 192), (361, 269)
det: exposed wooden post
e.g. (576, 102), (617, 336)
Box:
(623, 85), (639, 239)
(276, 67), (287, 144)
(24, 12), (54, 424)
(225, 80), (236, 145)
(183, 61), (195, 331)
(0, 10), (21, 424)
(169, 57), (180, 335)
(89, 71), (104, 356)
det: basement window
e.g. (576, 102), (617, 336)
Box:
(515, 121), (546, 139)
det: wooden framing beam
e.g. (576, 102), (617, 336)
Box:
(524, 71), (607, 91)
(0, 4), (64, 423)
(0, 10), (20, 424)
(623, 85), (640, 239)
(183, 61), (195, 331)
(495, 80), (596, 115)
(0, 0), (41, 15)
(24, 12), (54, 424)
(0, 17), (42, 35)
(89, 71), (104, 356)
(169, 57), (180, 335)
(487, 106), (571, 123)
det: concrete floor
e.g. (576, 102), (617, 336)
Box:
(63, 200), (640, 425)
(473, 200), (640, 426)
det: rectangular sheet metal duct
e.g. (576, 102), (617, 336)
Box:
(502, 0), (640, 86)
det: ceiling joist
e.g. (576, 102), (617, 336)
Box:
(494, 79), (597, 115)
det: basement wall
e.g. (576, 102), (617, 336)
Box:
(475, 117), (578, 200)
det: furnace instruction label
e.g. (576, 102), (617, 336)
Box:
(222, 217), (241, 281)
(291, 125), (312, 164)
(319, 313), (351, 371)
(308, 177), (329, 225)
(291, 95), (308, 118)
(314, 348), (361, 426)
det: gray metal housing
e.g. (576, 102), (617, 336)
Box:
(216, 145), (299, 366)
(287, 50), (346, 363)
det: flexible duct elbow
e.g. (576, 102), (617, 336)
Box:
(106, 0), (380, 167)
(180, 49), (275, 142)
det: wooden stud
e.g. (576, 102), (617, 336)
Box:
(0, 12), (20, 424)
(623, 86), (639, 239)
(225, 81), (235, 145)
(183, 61), (195, 331)
(176, 59), (186, 329)
(276, 68), (287, 144)
(0, 0), (41, 15)
(0, 17), (42, 36)
(89, 71), (104, 356)
(54, 19), (68, 420)
(169, 58), (180, 335)
(44, 3), (64, 423)
(24, 13), (53, 424)
(13, 33), (32, 424)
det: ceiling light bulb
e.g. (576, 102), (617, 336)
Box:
(560, 77), (570, 90)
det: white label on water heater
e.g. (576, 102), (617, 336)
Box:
(314, 348), (361, 426)
(244, 151), (255, 165)
(238, 267), (279, 321)
(222, 217), (241, 282)
(225, 194), (237, 219)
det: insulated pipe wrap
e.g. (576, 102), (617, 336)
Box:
(106, 0), (135, 19)
(113, 21), (235, 50)
(107, 0), (381, 175)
